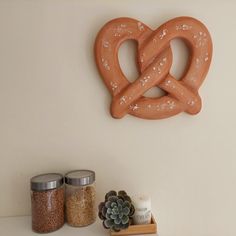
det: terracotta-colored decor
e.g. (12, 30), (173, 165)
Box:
(94, 17), (212, 120)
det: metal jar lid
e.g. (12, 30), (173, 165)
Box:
(30, 173), (64, 191)
(65, 170), (95, 186)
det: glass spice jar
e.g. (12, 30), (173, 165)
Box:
(65, 170), (96, 227)
(30, 173), (65, 233)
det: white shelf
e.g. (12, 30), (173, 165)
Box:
(0, 216), (157, 236)
(0, 216), (106, 236)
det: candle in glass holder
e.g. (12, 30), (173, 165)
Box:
(132, 195), (151, 225)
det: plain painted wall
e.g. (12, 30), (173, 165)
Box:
(0, 1), (235, 236)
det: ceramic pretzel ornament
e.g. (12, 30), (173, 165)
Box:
(94, 17), (213, 119)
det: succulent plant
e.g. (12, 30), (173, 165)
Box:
(98, 190), (135, 232)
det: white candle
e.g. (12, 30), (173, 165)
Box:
(132, 195), (151, 225)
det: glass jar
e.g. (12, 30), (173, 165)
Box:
(65, 170), (96, 227)
(30, 173), (65, 233)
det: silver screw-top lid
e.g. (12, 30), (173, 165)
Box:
(65, 170), (95, 186)
(30, 173), (64, 191)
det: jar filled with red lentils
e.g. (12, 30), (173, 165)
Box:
(65, 170), (96, 227)
(30, 173), (65, 233)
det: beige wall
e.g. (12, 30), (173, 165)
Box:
(0, 0), (235, 235)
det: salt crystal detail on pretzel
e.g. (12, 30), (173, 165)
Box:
(94, 17), (212, 120)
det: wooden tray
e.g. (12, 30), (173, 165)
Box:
(110, 215), (157, 236)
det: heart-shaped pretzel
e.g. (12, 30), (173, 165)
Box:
(94, 17), (212, 119)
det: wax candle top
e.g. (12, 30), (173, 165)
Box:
(132, 195), (151, 209)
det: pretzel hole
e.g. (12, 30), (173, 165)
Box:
(144, 87), (166, 98)
(118, 39), (166, 98)
(170, 39), (190, 80)
(118, 39), (139, 83)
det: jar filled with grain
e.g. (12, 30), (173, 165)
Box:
(65, 170), (96, 227)
(30, 173), (65, 233)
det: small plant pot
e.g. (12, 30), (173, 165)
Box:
(110, 214), (157, 236)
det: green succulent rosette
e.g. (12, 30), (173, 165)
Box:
(98, 190), (135, 232)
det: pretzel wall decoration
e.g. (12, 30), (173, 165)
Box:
(94, 17), (213, 119)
